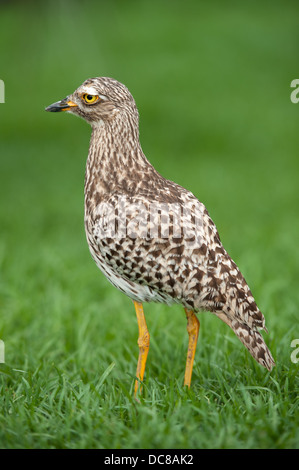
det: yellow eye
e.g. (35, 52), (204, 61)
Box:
(82, 93), (99, 104)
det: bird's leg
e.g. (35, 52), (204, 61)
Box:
(134, 301), (150, 396)
(184, 309), (200, 388)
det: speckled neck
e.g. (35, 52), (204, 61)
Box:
(84, 110), (157, 220)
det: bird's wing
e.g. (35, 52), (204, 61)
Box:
(91, 185), (266, 329)
(89, 185), (219, 304)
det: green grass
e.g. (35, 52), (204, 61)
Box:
(0, 0), (298, 449)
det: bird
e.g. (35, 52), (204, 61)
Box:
(45, 77), (275, 395)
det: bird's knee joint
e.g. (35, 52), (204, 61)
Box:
(138, 330), (150, 349)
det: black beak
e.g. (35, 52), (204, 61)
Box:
(45, 97), (77, 112)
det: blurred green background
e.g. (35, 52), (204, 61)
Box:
(0, 0), (298, 449)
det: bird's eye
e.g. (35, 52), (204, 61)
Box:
(82, 93), (99, 104)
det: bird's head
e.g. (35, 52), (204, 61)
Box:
(45, 77), (138, 126)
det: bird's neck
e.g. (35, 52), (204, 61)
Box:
(84, 112), (155, 208)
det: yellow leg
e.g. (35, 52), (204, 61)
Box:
(184, 309), (200, 388)
(134, 301), (150, 396)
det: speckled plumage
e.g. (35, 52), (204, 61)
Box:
(46, 77), (275, 377)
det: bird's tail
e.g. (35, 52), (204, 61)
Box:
(220, 314), (275, 371)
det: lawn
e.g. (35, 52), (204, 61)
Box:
(0, 0), (298, 449)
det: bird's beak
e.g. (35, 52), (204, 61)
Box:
(45, 97), (77, 112)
